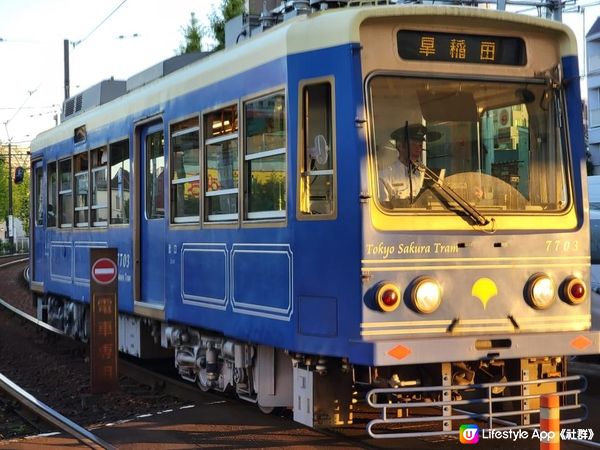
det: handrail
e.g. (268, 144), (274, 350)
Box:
(366, 374), (587, 439)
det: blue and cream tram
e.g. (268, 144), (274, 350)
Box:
(29, 2), (600, 437)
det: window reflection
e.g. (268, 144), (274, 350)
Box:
(244, 92), (286, 219)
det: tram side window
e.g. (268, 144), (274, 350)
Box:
(171, 118), (200, 223)
(109, 139), (130, 224)
(47, 162), (57, 227)
(204, 105), (238, 222)
(146, 131), (165, 219)
(244, 92), (286, 220)
(74, 152), (89, 227)
(91, 147), (108, 226)
(34, 166), (43, 226)
(58, 159), (73, 228)
(299, 82), (335, 217)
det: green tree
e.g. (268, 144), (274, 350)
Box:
(0, 157), (29, 237)
(177, 12), (205, 54)
(209, 0), (245, 51)
(13, 170), (30, 235)
(0, 158), (7, 222)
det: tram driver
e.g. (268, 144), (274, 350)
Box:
(378, 123), (441, 204)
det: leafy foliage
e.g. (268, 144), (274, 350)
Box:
(209, 0), (245, 51)
(0, 157), (30, 236)
(177, 12), (205, 54)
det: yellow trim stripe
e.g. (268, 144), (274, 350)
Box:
(361, 315), (591, 328)
(362, 319), (453, 328)
(360, 322), (590, 336)
(362, 327), (449, 336)
(362, 263), (589, 272)
(362, 255), (589, 264)
(517, 314), (591, 323)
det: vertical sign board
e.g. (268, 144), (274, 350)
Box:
(90, 248), (118, 393)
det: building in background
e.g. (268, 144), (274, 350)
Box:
(587, 18), (600, 174)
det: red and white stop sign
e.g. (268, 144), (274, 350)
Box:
(92, 258), (118, 285)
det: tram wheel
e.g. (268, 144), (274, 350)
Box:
(196, 370), (211, 392)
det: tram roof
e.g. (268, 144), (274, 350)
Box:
(31, 5), (577, 154)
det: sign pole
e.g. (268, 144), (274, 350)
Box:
(90, 248), (119, 394)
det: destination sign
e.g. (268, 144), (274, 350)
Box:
(397, 30), (526, 66)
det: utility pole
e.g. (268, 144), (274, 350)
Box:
(7, 138), (13, 252)
(64, 39), (70, 100)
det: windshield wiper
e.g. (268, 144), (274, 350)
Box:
(413, 161), (490, 226)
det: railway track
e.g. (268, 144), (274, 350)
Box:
(0, 366), (114, 449)
(0, 259), (115, 449)
(0, 258), (191, 447)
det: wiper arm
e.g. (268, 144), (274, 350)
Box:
(413, 162), (490, 226)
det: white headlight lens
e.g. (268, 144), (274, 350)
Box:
(412, 278), (442, 314)
(529, 274), (555, 309)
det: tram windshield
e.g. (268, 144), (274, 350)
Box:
(369, 76), (569, 214)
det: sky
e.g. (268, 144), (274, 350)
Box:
(0, 0), (218, 145)
(1, 0), (600, 146)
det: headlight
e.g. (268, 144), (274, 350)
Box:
(526, 274), (556, 309)
(411, 277), (442, 314)
(561, 276), (587, 305)
(376, 283), (401, 312)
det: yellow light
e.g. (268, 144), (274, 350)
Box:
(412, 277), (442, 314)
(527, 274), (555, 309)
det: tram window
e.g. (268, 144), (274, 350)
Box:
(145, 131), (165, 219)
(244, 92), (286, 220)
(47, 162), (57, 227)
(74, 152), (89, 227)
(109, 139), (130, 224)
(299, 81), (335, 218)
(34, 166), (43, 226)
(91, 147), (108, 227)
(58, 158), (73, 228)
(171, 118), (200, 223)
(369, 76), (568, 213)
(204, 105), (238, 222)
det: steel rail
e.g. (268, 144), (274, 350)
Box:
(0, 298), (115, 448)
(0, 256), (28, 269)
(0, 372), (116, 450)
(0, 298), (64, 335)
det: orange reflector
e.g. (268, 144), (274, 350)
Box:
(570, 335), (592, 350)
(540, 393), (560, 408)
(388, 344), (411, 360)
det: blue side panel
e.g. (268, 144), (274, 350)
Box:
(73, 241), (108, 286)
(181, 243), (228, 309)
(298, 296), (338, 337)
(50, 241), (72, 283)
(231, 244), (293, 320)
(563, 54), (586, 226)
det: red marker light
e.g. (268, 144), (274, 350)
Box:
(376, 283), (401, 312)
(570, 282), (585, 300)
(381, 289), (398, 307)
(562, 277), (586, 305)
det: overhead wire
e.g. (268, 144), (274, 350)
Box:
(2, 0), (129, 142)
(71, 0), (129, 48)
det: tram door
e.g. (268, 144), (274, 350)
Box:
(31, 160), (45, 285)
(139, 124), (166, 306)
